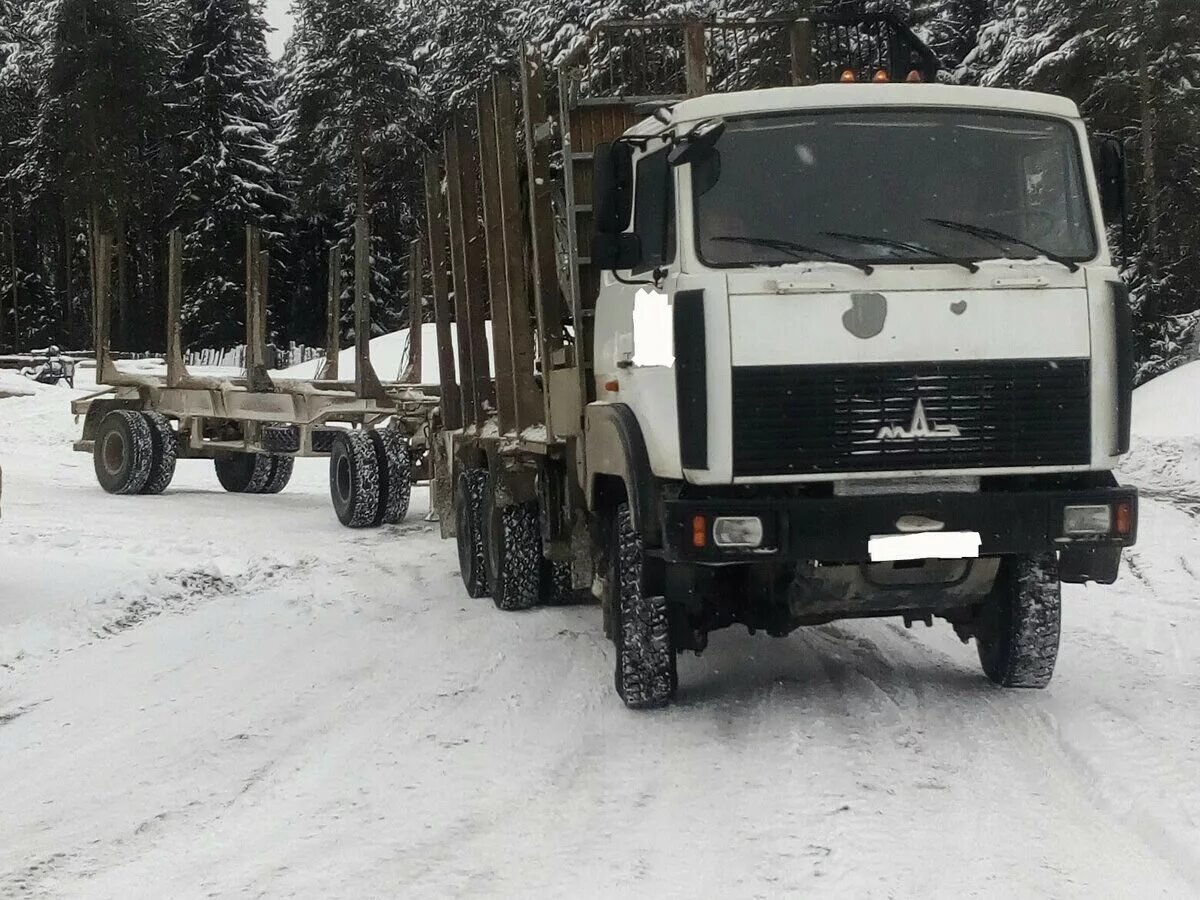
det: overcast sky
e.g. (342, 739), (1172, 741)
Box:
(265, 0), (294, 58)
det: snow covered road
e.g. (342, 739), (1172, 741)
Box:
(3, 375), (1200, 898)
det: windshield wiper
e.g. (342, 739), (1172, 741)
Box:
(822, 231), (981, 274)
(926, 218), (1080, 273)
(712, 235), (875, 274)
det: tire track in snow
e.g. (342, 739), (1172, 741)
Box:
(1, 557), (316, 671)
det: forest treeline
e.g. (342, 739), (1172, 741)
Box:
(0, 0), (1196, 379)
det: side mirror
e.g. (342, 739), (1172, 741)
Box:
(593, 141), (634, 234)
(592, 232), (643, 270)
(669, 118), (726, 167)
(1094, 136), (1127, 226)
(591, 141), (638, 270)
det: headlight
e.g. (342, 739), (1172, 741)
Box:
(712, 517), (764, 549)
(1063, 505), (1113, 536)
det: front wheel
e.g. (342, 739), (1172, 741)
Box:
(976, 554), (1062, 689)
(610, 502), (677, 709)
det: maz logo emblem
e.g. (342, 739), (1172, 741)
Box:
(876, 399), (961, 442)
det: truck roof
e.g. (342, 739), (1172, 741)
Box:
(630, 84), (1083, 136)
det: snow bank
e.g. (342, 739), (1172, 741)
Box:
(1120, 361), (1200, 497)
(0, 371), (62, 399)
(282, 322), (493, 384)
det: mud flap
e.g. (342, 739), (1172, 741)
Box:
(1059, 546), (1122, 585)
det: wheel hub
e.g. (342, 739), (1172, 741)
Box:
(102, 431), (126, 475)
(335, 456), (352, 502)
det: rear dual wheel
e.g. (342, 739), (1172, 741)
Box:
(454, 469), (490, 598)
(215, 452), (294, 495)
(329, 429), (412, 528)
(454, 468), (574, 608)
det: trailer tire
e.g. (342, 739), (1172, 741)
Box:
(140, 412), (178, 495)
(215, 453), (275, 494)
(261, 425), (300, 454)
(484, 493), (541, 612)
(976, 554), (1062, 689)
(454, 469), (490, 599)
(262, 456), (295, 494)
(371, 430), (412, 525)
(611, 502), (677, 709)
(94, 410), (154, 495)
(329, 431), (382, 528)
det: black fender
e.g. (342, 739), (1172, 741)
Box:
(585, 403), (662, 545)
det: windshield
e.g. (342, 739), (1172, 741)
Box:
(693, 110), (1098, 269)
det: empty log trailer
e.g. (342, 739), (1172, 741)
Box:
(72, 226), (437, 527)
(426, 12), (1139, 710)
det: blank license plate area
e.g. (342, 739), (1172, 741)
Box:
(869, 531), (982, 563)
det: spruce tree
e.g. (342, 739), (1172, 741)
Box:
(173, 0), (286, 347)
(277, 0), (423, 341)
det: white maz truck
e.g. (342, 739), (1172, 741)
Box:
(415, 15), (1138, 709)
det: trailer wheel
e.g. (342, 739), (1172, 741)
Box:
(215, 453), (275, 494)
(611, 502), (677, 709)
(262, 456), (295, 494)
(484, 492), (541, 612)
(93, 410), (154, 495)
(329, 431), (382, 527)
(454, 469), (490, 598)
(140, 412), (178, 495)
(976, 554), (1062, 689)
(541, 559), (575, 606)
(371, 430), (412, 525)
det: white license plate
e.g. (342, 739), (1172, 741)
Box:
(868, 531), (982, 563)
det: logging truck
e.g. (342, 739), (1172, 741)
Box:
(417, 14), (1139, 709)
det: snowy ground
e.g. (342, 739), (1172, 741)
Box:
(3, 365), (1200, 898)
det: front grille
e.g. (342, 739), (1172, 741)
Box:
(731, 359), (1092, 477)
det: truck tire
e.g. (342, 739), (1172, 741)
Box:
(541, 558), (575, 606)
(329, 431), (382, 528)
(94, 410), (154, 495)
(454, 469), (490, 598)
(611, 502), (677, 709)
(976, 554), (1062, 689)
(261, 456), (295, 494)
(484, 492), (541, 612)
(215, 453), (275, 494)
(371, 430), (412, 525)
(140, 412), (178, 495)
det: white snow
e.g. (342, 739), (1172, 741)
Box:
(3, 366), (1200, 895)
(1121, 360), (1200, 498)
(282, 322), (492, 384)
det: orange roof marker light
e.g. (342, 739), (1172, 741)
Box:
(873, 69), (891, 83)
(839, 68), (857, 83)
(906, 69), (925, 83)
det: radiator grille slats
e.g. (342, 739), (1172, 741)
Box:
(731, 359), (1092, 477)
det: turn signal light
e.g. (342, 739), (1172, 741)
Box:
(873, 69), (890, 83)
(692, 515), (708, 549)
(1114, 501), (1134, 537)
(839, 69), (857, 83)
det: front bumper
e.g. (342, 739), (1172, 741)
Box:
(663, 482), (1138, 570)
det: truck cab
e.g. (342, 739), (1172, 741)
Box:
(585, 82), (1137, 703)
